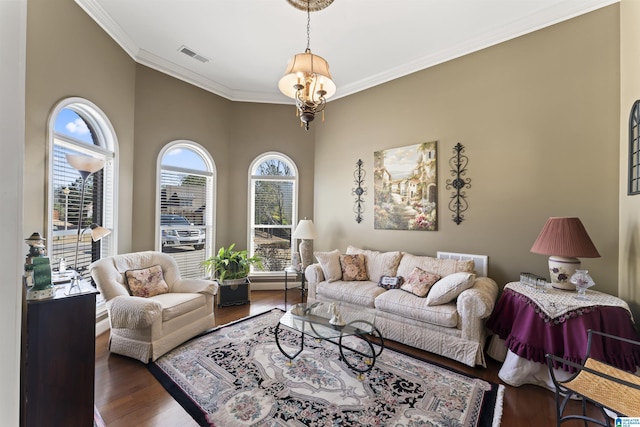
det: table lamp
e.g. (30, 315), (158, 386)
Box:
(292, 219), (318, 270)
(530, 217), (600, 290)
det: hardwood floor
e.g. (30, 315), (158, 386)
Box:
(95, 290), (605, 426)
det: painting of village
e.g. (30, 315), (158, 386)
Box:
(374, 141), (437, 230)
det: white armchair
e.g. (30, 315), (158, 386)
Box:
(90, 251), (217, 363)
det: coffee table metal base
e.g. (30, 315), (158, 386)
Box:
(275, 319), (384, 378)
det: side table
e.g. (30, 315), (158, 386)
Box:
(486, 281), (640, 389)
(284, 269), (306, 309)
(22, 281), (98, 427)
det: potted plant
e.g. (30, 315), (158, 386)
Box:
(203, 243), (263, 284)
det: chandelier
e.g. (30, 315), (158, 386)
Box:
(279, 0), (336, 131)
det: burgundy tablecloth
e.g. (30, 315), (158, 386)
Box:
(486, 288), (640, 372)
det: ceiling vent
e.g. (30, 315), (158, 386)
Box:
(178, 45), (209, 63)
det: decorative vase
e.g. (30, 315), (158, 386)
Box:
(569, 269), (595, 300)
(328, 302), (345, 326)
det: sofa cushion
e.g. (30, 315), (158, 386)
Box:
(340, 254), (369, 281)
(314, 249), (342, 282)
(374, 289), (459, 328)
(346, 246), (402, 282)
(400, 267), (441, 297)
(124, 265), (169, 298)
(426, 272), (477, 306)
(150, 292), (207, 322)
(316, 280), (385, 308)
(396, 253), (474, 279)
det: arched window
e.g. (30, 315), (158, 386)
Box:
(158, 141), (216, 278)
(249, 153), (298, 274)
(48, 98), (117, 280)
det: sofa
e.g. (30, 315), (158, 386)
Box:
(90, 251), (217, 363)
(306, 246), (499, 367)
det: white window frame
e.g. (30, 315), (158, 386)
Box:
(248, 152), (298, 276)
(156, 140), (216, 278)
(47, 97), (118, 317)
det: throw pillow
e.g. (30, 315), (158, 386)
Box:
(426, 272), (476, 306)
(378, 275), (404, 290)
(346, 246), (402, 282)
(340, 254), (369, 281)
(314, 249), (342, 282)
(125, 265), (169, 298)
(400, 267), (441, 297)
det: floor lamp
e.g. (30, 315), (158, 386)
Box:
(292, 219), (318, 270)
(66, 154), (108, 294)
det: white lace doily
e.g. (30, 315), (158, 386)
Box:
(505, 281), (631, 320)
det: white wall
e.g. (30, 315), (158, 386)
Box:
(0, 0), (26, 424)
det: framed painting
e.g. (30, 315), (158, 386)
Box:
(373, 141), (437, 230)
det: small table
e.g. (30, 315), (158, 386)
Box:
(284, 269), (306, 309)
(486, 282), (640, 388)
(275, 302), (384, 378)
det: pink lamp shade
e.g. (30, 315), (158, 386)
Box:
(530, 217), (600, 290)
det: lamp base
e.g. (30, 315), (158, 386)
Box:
(299, 240), (314, 270)
(548, 256), (581, 290)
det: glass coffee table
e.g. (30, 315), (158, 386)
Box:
(275, 302), (384, 378)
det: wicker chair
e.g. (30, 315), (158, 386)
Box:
(546, 329), (640, 426)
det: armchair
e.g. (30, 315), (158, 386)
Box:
(90, 251), (217, 363)
(546, 329), (640, 426)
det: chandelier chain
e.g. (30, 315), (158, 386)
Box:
(306, 1), (311, 51)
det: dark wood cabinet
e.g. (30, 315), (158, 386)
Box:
(23, 287), (97, 427)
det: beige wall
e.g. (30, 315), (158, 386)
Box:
(24, 0), (136, 253)
(23, 0), (317, 257)
(228, 101), (316, 248)
(132, 68), (316, 252)
(314, 5), (621, 294)
(131, 66), (232, 251)
(20, 2), (634, 304)
(619, 0), (640, 318)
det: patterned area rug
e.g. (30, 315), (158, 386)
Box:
(149, 309), (503, 426)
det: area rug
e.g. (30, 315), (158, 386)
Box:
(149, 309), (504, 426)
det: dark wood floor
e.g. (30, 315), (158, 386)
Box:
(95, 290), (605, 426)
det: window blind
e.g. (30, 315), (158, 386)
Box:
(160, 169), (210, 278)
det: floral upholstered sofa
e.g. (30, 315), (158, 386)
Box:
(306, 246), (499, 367)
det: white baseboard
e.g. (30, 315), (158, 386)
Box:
(250, 281), (287, 291)
(96, 317), (110, 336)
